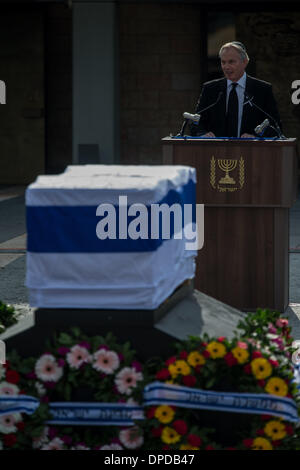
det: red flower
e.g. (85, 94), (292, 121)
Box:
(151, 426), (163, 437)
(272, 440), (282, 448)
(205, 445), (215, 450)
(269, 359), (279, 368)
(201, 342), (208, 348)
(194, 365), (203, 374)
(224, 352), (237, 367)
(217, 336), (226, 342)
(243, 438), (253, 448)
(156, 369), (170, 381)
(5, 370), (20, 384)
(256, 428), (264, 436)
(173, 420), (188, 435)
(285, 424), (294, 436)
(3, 434), (17, 447)
(243, 364), (252, 374)
(182, 375), (197, 387)
(203, 350), (210, 358)
(165, 356), (177, 366)
(261, 415), (272, 421)
(179, 351), (188, 359)
(146, 407), (156, 419)
(187, 434), (202, 447)
(257, 380), (266, 387)
(252, 351), (263, 359)
(16, 422), (25, 431)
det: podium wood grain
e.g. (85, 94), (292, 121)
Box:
(162, 137), (297, 311)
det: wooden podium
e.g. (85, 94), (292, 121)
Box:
(162, 137), (298, 312)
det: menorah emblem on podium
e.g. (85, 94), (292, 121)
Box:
(218, 159), (237, 185)
(210, 156), (245, 192)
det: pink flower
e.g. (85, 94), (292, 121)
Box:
(131, 361), (142, 372)
(57, 359), (65, 367)
(66, 345), (91, 370)
(57, 347), (70, 355)
(79, 341), (91, 350)
(268, 323), (277, 334)
(0, 381), (19, 396)
(93, 349), (120, 374)
(237, 341), (248, 350)
(114, 367), (143, 395)
(41, 437), (64, 450)
(26, 372), (37, 379)
(35, 354), (63, 383)
(276, 319), (289, 328)
(119, 427), (144, 449)
(97, 344), (109, 351)
(0, 413), (22, 434)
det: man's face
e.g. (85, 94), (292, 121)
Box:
(220, 47), (248, 82)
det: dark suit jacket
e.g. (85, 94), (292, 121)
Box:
(190, 75), (282, 137)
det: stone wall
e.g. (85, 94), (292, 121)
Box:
(236, 12), (300, 153)
(119, 3), (203, 164)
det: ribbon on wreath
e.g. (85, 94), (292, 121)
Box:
(143, 381), (299, 423)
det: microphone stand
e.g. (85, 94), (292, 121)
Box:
(177, 91), (223, 137)
(245, 95), (285, 140)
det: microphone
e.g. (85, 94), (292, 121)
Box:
(255, 118), (270, 136)
(178, 91), (223, 137)
(244, 93), (285, 139)
(182, 112), (200, 124)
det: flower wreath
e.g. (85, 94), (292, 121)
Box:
(143, 332), (300, 451)
(0, 328), (145, 450)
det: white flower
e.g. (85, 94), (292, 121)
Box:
(93, 349), (120, 374)
(70, 444), (90, 450)
(66, 345), (91, 370)
(35, 382), (46, 397)
(0, 365), (5, 381)
(119, 427), (144, 449)
(41, 437), (64, 450)
(32, 426), (49, 449)
(99, 443), (123, 450)
(0, 413), (22, 434)
(0, 381), (19, 396)
(35, 354), (63, 383)
(114, 367), (143, 395)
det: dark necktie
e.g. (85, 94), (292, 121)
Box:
(226, 83), (238, 137)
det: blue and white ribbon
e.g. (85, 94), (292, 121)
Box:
(144, 381), (299, 423)
(0, 395), (40, 416)
(47, 402), (145, 426)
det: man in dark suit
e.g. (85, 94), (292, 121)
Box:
(190, 42), (281, 138)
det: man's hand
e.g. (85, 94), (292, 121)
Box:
(204, 131), (216, 137)
(240, 133), (255, 138)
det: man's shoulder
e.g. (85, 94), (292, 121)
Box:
(202, 77), (226, 89)
(246, 75), (273, 89)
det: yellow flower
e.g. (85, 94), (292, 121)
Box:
(180, 444), (199, 450)
(187, 351), (206, 367)
(206, 341), (227, 359)
(231, 347), (249, 364)
(264, 420), (287, 440)
(154, 405), (175, 424)
(161, 426), (181, 444)
(250, 358), (272, 379)
(168, 360), (191, 378)
(265, 377), (288, 397)
(252, 437), (273, 450)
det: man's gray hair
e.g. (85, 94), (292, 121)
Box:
(219, 42), (249, 62)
